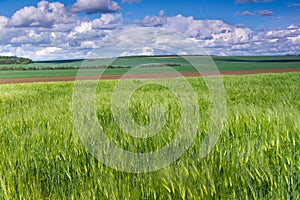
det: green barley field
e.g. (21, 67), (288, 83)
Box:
(0, 72), (299, 199)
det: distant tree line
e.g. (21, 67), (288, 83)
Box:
(285, 54), (300, 56)
(0, 56), (33, 64)
(0, 63), (182, 71)
(0, 65), (131, 71)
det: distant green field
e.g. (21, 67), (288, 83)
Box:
(0, 67), (195, 79)
(0, 73), (299, 199)
(0, 56), (300, 79)
(213, 56), (300, 71)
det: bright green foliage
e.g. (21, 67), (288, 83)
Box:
(0, 72), (299, 199)
(0, 56), (32, 64)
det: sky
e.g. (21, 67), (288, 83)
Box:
(0, 0), (299, 60)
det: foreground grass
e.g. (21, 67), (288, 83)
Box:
(0, 72), (299, 199)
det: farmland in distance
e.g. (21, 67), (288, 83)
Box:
(1, 56), (300, 79)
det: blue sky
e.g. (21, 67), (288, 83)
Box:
(1, 0), (299, 29)
(0, 0), (299, 59)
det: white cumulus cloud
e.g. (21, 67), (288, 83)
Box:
(135, 10), (167, 27)
(0, 16), (8, 27)
(92, 13), (122, 29)
(8, 1), (77, 28)
(36, 47), (62, 57)
(71, 0), (121, 14)
(165, 14), (253, 45)
(0, 1), (299, 60)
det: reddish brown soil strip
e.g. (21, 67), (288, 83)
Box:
(1, 68), (300, 85)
